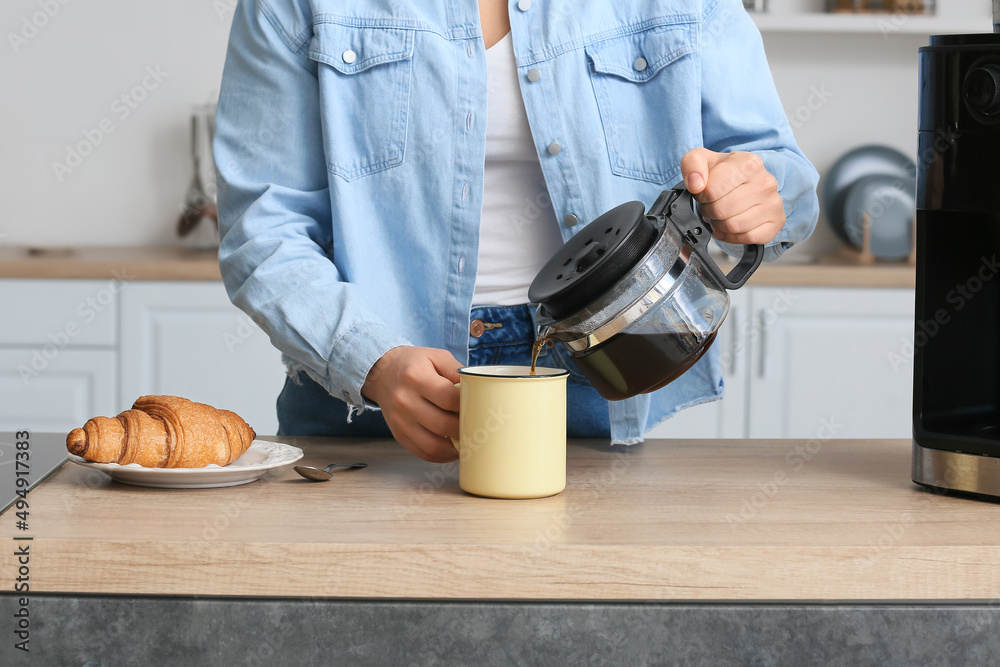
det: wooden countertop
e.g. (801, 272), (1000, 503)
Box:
(3, 436), (996, 600)
(0, 245), (914, 287)
(0, 246), (222, 281)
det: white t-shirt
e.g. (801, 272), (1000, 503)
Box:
(472, 32), (565, 307)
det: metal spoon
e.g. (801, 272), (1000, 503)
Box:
(294, 462), (367, 481)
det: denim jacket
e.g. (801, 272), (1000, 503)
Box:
(214, 0), (820, 444)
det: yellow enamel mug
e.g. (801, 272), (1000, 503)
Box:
(451, 365), (568, 499)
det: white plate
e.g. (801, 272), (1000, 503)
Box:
(67, 440), (303, 489)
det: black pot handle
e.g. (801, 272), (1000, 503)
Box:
(650, 185), (764, 290)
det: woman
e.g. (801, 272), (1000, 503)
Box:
(213, 0), (819, 462)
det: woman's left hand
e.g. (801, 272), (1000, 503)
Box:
(680, 147), (786, 246)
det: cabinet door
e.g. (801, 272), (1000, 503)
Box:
(747, 287), (914, 439)
(0, 279), (118, 346)
(645, 289), (749, 439)
(121, 283), (284, 436)
(0, 349), (117, 433)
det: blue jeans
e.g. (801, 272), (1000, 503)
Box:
(277, 304), (611, 438)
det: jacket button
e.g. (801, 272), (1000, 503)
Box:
(547, 142), (562, 155)
(564, 214), (579, 227)
(342, 49), (357, 64)
(518, 0), (532, 10)
(470, 320), (486, 337)
(527, 68), (541, 82)
(633, 57), (648, 72)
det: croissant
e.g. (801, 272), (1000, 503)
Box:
(66, 395), (256, 468)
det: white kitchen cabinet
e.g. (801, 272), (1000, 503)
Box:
(120, 283), (285, 436)
(747, 286), (915, 439)
(0, 279), (118, 347)
(645, 289), (749, 439)
(0, 349), (117, 434)
(0, 279), (120, 433)
(0, 275), (919, 441)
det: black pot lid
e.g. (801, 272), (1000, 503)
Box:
(528, 200), (659, 321)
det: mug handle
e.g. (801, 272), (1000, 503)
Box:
(449, 381), (462, 454)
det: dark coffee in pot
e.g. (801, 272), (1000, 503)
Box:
(569, 328), (717, 401)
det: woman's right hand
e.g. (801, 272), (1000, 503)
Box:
(361, 346), (463, 463)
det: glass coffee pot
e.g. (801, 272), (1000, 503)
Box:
(528, 185), (763, 400)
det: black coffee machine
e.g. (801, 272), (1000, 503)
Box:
(912, 8), (1000, 499)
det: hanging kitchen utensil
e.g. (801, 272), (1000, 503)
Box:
(177, 104), (219, 248)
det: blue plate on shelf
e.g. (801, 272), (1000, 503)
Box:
(842, 173), (916, 260)
(821, 144), (916, 245)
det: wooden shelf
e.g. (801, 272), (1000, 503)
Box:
(747, 0), (992, 35)
(750, 11), (989, 34)
(0, 245), (221, 281)
(0, 245), (915, 287)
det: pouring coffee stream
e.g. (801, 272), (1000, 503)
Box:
(529, 331), (550, 377)
(527, 186), (763, 398)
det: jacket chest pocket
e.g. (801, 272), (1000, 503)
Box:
(309, 23), (414, 181)
(585, 23), (701, 185)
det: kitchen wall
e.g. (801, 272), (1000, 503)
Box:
(763, 30), (930, 258)
(1, 0), (233, 248)
(0, 0), (992, 255)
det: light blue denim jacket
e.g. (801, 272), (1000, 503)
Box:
(214, 0), (820, 444)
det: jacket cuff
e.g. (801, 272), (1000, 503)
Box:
(333, 320), (412, 411)
(283, 320), (411, 413)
